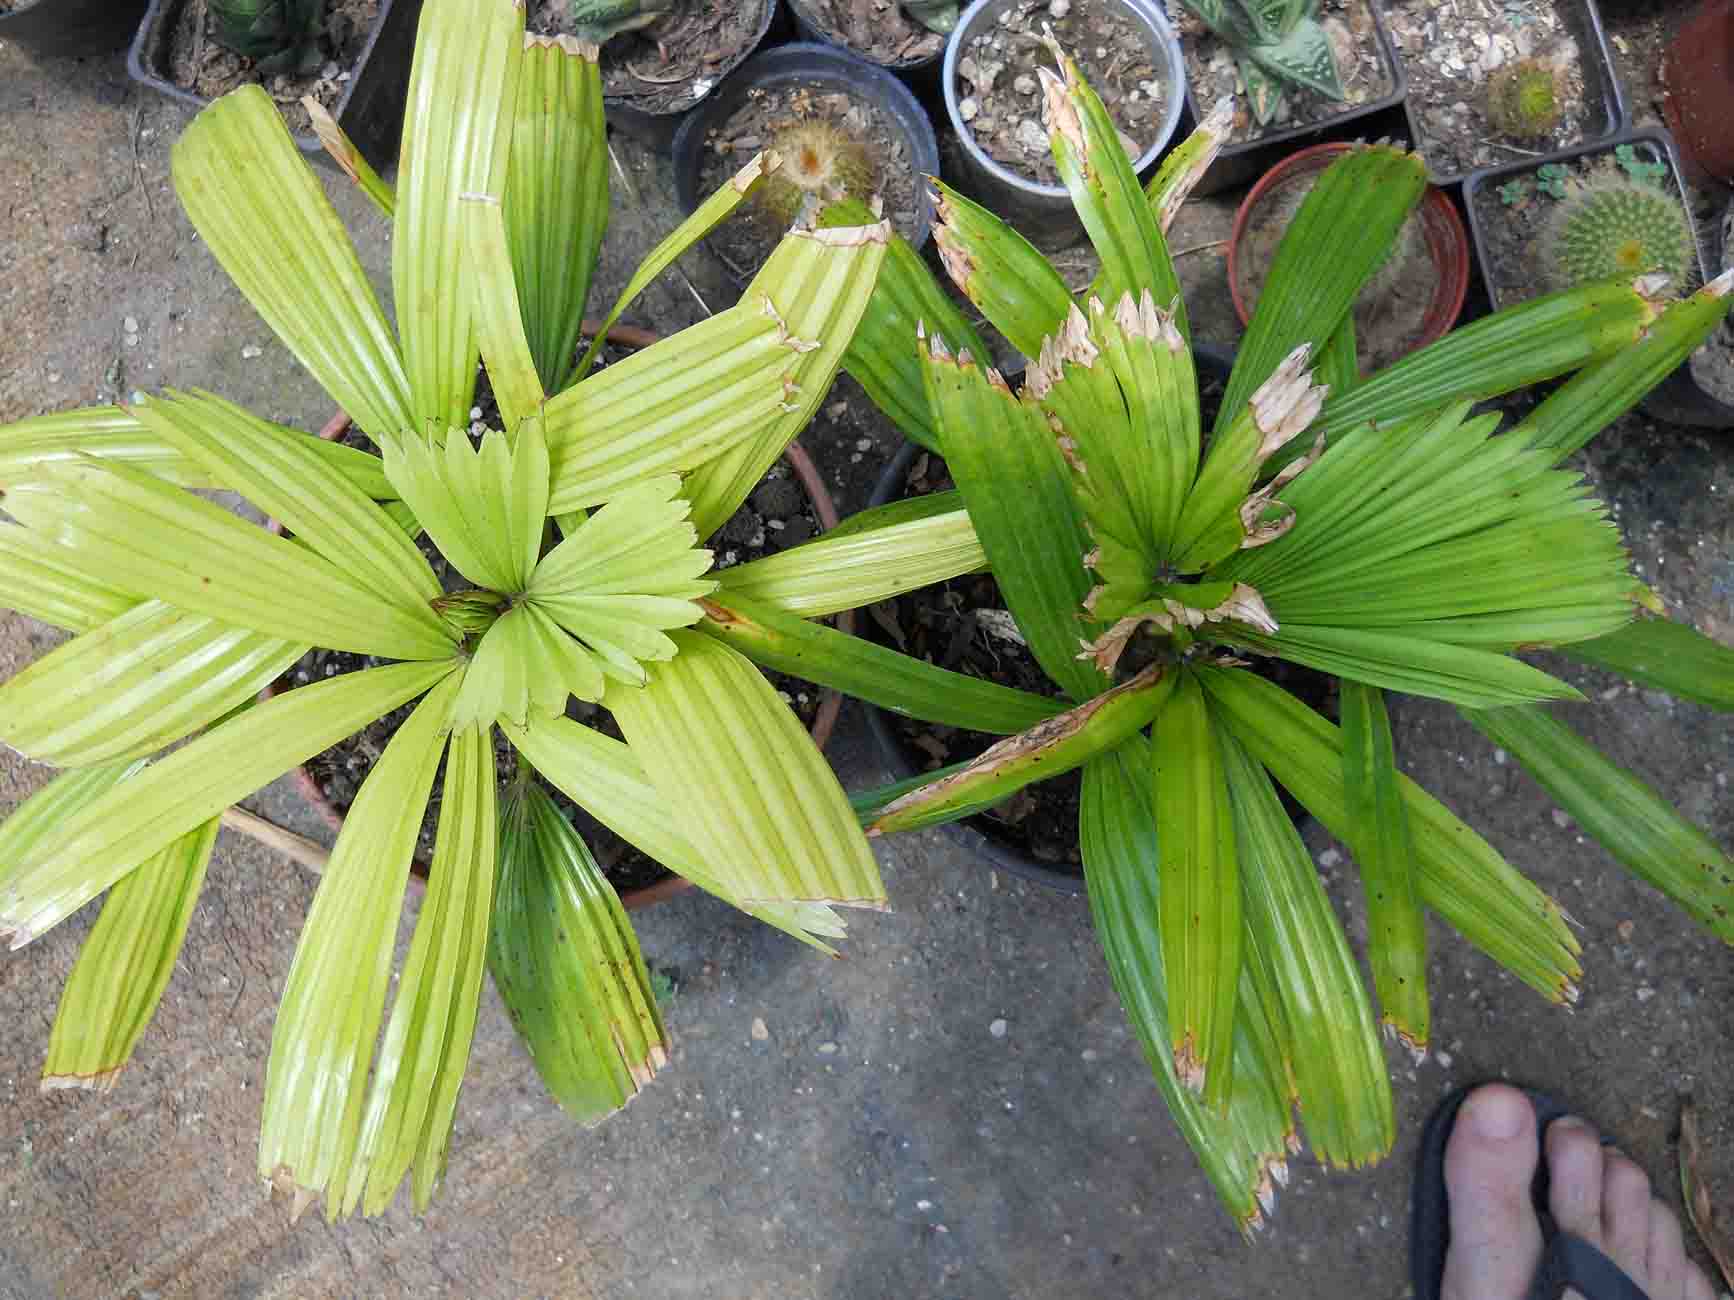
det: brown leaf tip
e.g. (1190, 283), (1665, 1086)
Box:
(1036, 65), (1086, 158)
(41, 1068), (123, 1095)
(796, 218), (892, 247)
(1708, 266), (1734, 298)
(524, 31), (599, 60)
(1249, 344), (1327, 458)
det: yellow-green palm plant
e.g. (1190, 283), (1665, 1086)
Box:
(823, 61), (1734, 1229)
(0, 0), (1047, 1223)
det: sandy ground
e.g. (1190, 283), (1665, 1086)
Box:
(0, 13), (1730, 1299)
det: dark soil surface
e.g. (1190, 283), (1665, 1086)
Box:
(531, 0), (767, 115)
(1233, 157), (1439, 373)
(789, 0), (945, 68)
(1175, 0), (1396, 147)
(160, 0), (379, 137)
(956, 0), (1170, 187)
(1471, 139), (1697, 310)
(696, 81), (921, 282)
(1385, 0), (1608, 180)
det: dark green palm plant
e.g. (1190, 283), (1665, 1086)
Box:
(824, 48), (1734, 1229)
(1179, 0), (1344, 125)
(208, 0), (323, 73)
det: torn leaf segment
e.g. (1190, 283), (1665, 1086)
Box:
(488, 781), (669, 1126)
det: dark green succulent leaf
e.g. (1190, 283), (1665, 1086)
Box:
(1244, 15), (1345, 101)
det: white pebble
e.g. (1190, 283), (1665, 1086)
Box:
(241, 345), (263, 359)
(817, 1041), (838, 1055)
(1048, 0), (1069, 15)
(959, 96), (979, 123)
(750, 1017), (768, 1041)
(989, 1018), (1008, 1038)
(123, 316), (139, 333)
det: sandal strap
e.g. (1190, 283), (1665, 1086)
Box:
(1529, 1231), (1650, 1300)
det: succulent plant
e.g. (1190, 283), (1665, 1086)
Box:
(1486, 58), (1563, 141)
(1177, 0), (1344, 126)
(567, 0), (677, 46)
(1548, 176), (1696, 290)
(755, 121), (879, 228)
(902, 0), (959, 34)
(207, 0), (323, 73)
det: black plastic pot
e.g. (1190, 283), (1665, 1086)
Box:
(1463, 125), (1734, 428)
(0, 0), (149, 57)
(672, 42), (942, 269)
(602, 0), (779, 152)
(127, 0), (422, 171)
(785, 0), (944, 95)
(862, 342), (1236, 895)
(1184, 1), (1410, 199)
(1397, 0), (1624, 188)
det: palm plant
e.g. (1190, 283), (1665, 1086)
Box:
(1177, 0), (1345, 126)
(829, 53), (1734, 1228)
(0, 0), (1038, 1223)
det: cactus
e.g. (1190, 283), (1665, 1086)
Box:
(1547, 177), (1695, 291)
(207, 0), (322, 73)
(1486, 59), (1563, 141)
(1176, 0), (1344, 126)
(755, 121), (879, 229)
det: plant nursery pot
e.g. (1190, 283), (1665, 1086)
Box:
(0, 0), (150, 58)
(1387, 0), (1624, 187)
(862, 344), (1245, 896)
(1463, 126), (1734, 429)
(592, 0), (778, 152)
(263, 326), (853, 910)
(127, 0), (422, 172)
(940, 0), (1186, 248)
(785, 0), (946, 88)
(1661, 0), (1734, 184)
(1228, 142), (1469, 374)
(672, 42), (941, 281)
(1179, 0), (1409, 199)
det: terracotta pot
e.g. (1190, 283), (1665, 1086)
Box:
(264, 321), (853, 908)
(1662, 0), (1734, 184)
(1227, 142), (1470, 373)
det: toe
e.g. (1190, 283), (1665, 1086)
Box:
(1645, 1199), (1686, 1299)
(1684, 1259), (1720, 1300)
(1441, 1084), (1543, 1300)
(1599, 1151), (1653, 1284)
(1546, 1116), (1607, 1247)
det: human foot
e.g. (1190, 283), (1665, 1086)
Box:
(1439, 1083), (1718, 1300)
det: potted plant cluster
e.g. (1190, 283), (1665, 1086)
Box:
(0, 0), (1066, 1220)
(3, 0), (1732, 1242)
(821, 42), (1733, 1226)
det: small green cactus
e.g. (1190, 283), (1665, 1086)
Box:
(1547, 177), (1695, 291)
(1486, 59), (1563, 141)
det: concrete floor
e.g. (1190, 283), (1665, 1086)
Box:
(0, 21), (1730, 1300)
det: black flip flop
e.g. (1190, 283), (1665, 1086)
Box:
(1411, 1083), (1650, 1300)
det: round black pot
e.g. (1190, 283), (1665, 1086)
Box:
(671, 41), (942, 272)
(603, 0), (779, 152)
(862, 342), (1237, 895)
(0, 0), (149, 57)
(785, 0), (944, 92)
(127, 0), (423, 171)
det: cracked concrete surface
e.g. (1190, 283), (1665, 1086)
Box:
(0, 26), (1730, 1300)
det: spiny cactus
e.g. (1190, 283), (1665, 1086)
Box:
(207, 0), (323, 73)
(1547, 177), (1695, 291)
(755, 121), (879, 228)
(1486, 58), (1563, 141)
(1177, 0), (1344, 126)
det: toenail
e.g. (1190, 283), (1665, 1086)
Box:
(1467, 1089), (1527, 1139)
